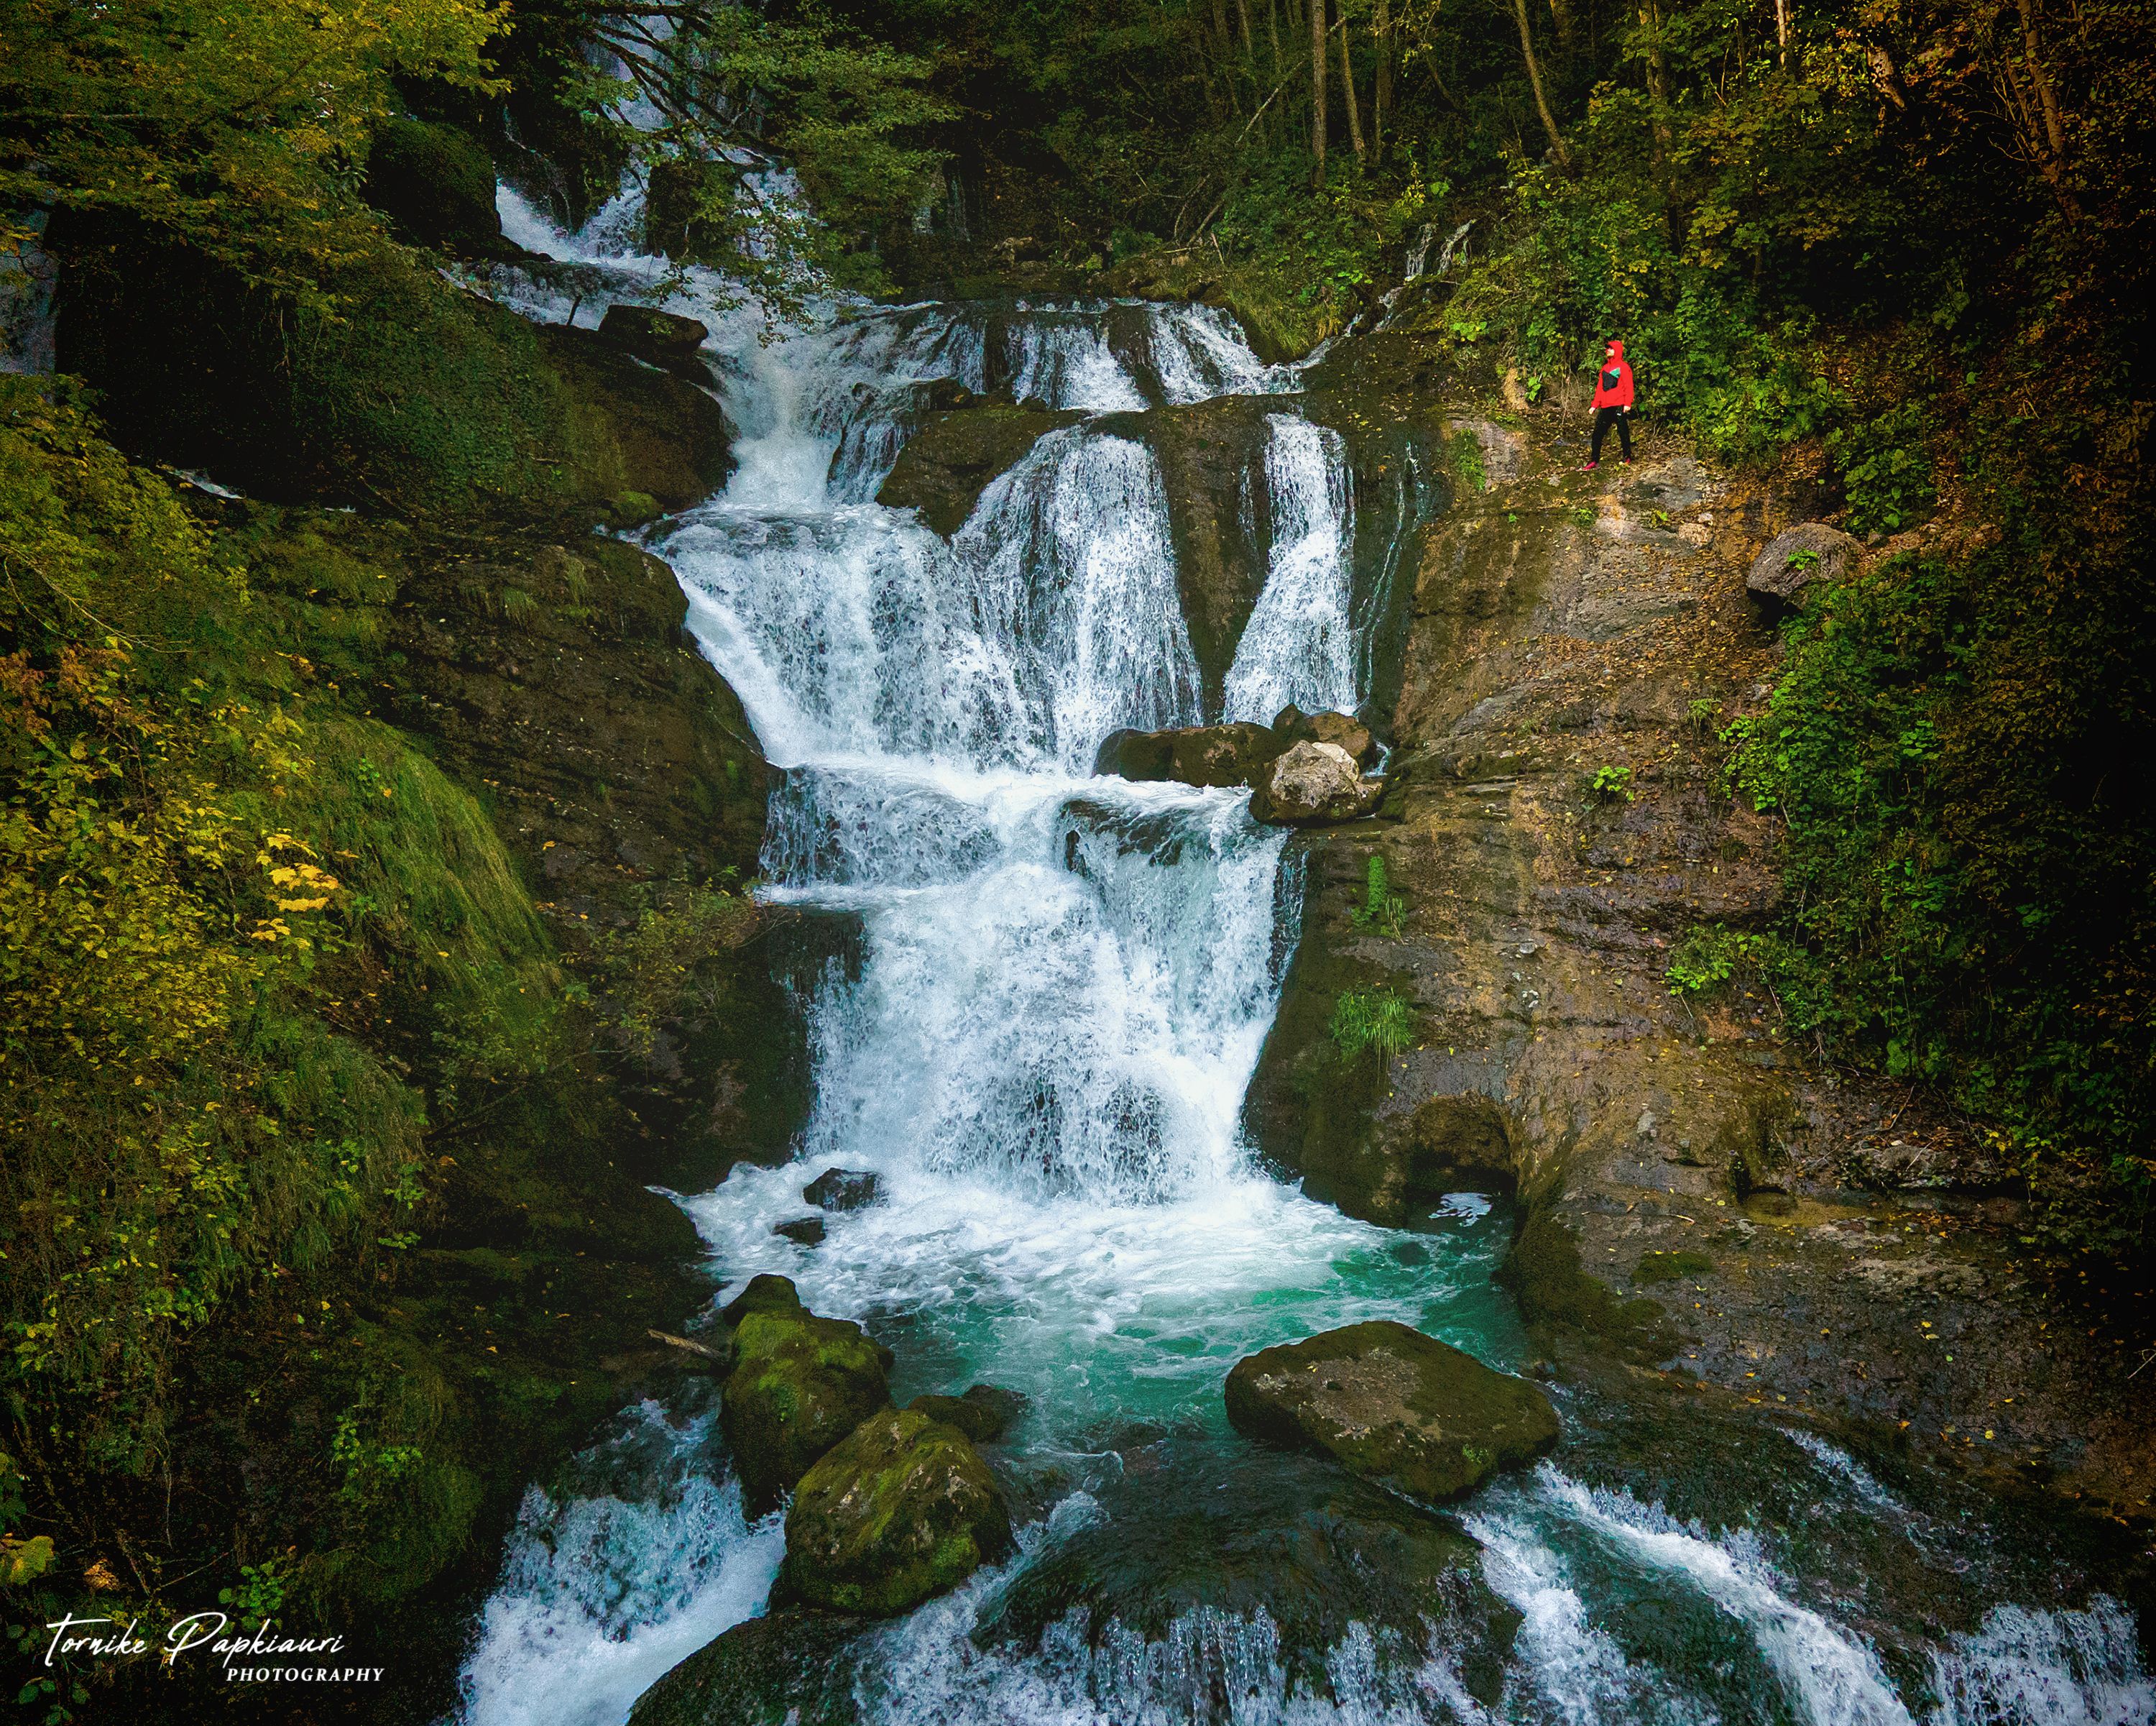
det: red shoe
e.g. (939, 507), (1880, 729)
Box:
(1620, 456), (1632, 465)
(1582, 460), (1599, 471)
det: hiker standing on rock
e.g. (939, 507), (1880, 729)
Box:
(1584, 339), (1634, 470)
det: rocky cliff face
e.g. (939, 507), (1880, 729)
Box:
(1243, 353), (2156, 1520)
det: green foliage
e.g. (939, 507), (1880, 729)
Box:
(1329, 987), (1415, 1066)
(0, 389), (580, 1500)
(1664, 923), (1813, 1016)
(0, 0), (506, 294)
(583, 883), (756, 1061)
(559, 4), (952, 304)
(216, 1557), (291, 1631)
(1447, 429), (1488, 495)
(1726, 542), (2156, 1257)
(1348, 855), (1409, 940)
(1589, 764), (1635, 804)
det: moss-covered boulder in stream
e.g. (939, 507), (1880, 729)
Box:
(876, 399), (1083, 532)
(721, 1285), (894, 1512)
(775, 1407), (1014, 1615)
(1225, 1321), (1558, 1501)
(629, 1611), (870, 1726)
(973, 1434), (1520, 1707)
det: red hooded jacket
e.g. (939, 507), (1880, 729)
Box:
(1590, 340), (1634, 410)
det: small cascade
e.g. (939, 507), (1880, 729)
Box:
(456, 1403), (786, 1726)
(954, 428), (1201, 768)
(1222, 416), (1359, 722)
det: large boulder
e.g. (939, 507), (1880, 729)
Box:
(1092, 720), (1281, 788)
(720, 1284), (893, 1512)
(775, 1408), (1013, 1615)
(597, 305), (711, 382)
(802, 1167), (881, 1211)
(363, 117), (511, 259)
(1094, 707), (1377, 793)
(629, 1611), (868, 1726)
(1225, 1321), (1559, 1501)
(1248, 741), (1383, 826)
(1746, 523), (1863, 620)
(972, 1436), (1520, 1708)
(905, 1382), (1026, 1445)
(876, 401), (1084, 533)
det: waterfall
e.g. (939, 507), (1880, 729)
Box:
(455, 183), (2155, 1726)
(1222, 416), (1359, 722)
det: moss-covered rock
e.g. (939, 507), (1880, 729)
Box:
(1092, 719), (1282, 787)
(905, 1383), (1026, 1444)
(972, 1434), (1520, 1707)
(875, 400), (1083, 533)
(775, 1408), (1013, 1615)
(364, 117), (512, 259)
(628, 1610), (870, 1726)
(596, 304), (713, 382)
(721, 1307), (893, 1513)
(1225, 1321), (1558, 1501)
(50, 216), (730, 516)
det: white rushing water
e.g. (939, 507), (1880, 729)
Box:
(455, 186), (2154, 1726)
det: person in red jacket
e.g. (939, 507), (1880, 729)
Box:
(1585, 339), (1634, 469)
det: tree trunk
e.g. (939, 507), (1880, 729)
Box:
(1774, 0), (1789, 64)
(1236, 0), (1258, 59)
(1267, 0), (1284, 72)
(1639, 0), (1673, 153)
(1374, 0), (1393, 153)
(1547, 0), (1577, 52)
(1339, 15), (1368, 164)
(1311, 0), (1328, 186)
(2015, 0), (2068, 161)
(1510, 0), (1572, 169)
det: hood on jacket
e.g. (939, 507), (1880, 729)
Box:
(1605, 339), (1626, 363)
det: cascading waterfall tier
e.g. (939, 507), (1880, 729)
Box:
(456, 185), (2155, 1726)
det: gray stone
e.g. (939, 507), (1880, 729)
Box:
(803, 1167), (883, 1211)
(1225, 1321), (1559, 1501)
(1746, 523), (1863, 620)
(1248, 741), (1383, 826)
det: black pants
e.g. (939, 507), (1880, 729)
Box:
(1591, 405), (1634, 462)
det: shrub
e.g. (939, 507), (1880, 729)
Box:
(1330, 987), (1415, 1066)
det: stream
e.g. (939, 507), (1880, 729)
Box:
(448, 186), (2153, 1726)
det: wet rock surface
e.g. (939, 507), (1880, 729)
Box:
(875, 398), (1084, 533)
(905, 1382), (1026, 1445)
(804, 1167), (883, 1211)
(597, 303), (712, 381)
(976, 1436), (1520, 1707)
(1095, 705), (1379, 793)
(627, 1610), (868, 1726)
(1241, 367), (2156, 1520)
(1225, 1321), (1560, 1500)
(720, 1290), (895, 1512)
(775, 1407), (1015, 1615)
(1093, 719), (1282, 787)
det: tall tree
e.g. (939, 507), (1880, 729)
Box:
(1508, 0), (1572, 169)
(1311, 0), (1329, 184)
(1339, 9), (1368, 164)
(1375, 0), (1394, 152)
